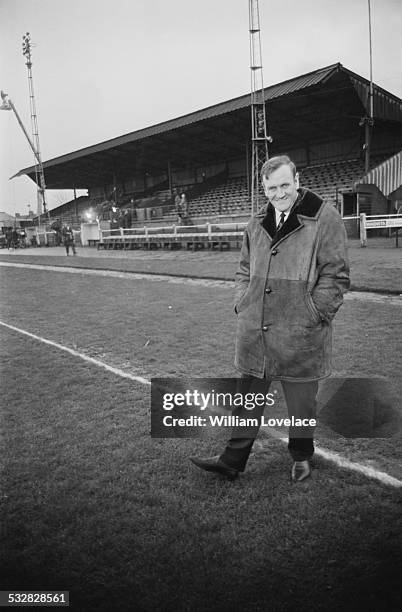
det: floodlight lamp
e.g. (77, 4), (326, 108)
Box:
(0, 92), (11, 111)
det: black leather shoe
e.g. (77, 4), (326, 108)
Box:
(291, 460), (311, 482)
(190, 455), (239, 480)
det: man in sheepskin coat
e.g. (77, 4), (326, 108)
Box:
(191, 155), (350, 482)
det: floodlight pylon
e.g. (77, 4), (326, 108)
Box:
(249, 0), (270, 215)
(22, 32), (47, 218)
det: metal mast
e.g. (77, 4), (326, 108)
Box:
(249, 0), (270, 215)
(366, 0), (374, 174)
(22, 32), (47, 218)
(0, 91), (41, 164)
(359, 1), (374, 174)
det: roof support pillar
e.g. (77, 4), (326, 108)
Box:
(167, 160), (173, 197)
(112, 169), (119, 207)
(246, 142), (250, 197)
(365, 121), (371, 174)
(73, 188), (78, 224)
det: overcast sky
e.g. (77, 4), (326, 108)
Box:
(0, 0), (401, 216)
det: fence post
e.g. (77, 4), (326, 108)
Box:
(360, 213), (367, 247)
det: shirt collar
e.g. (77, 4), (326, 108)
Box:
(274, 208), (290, 224)
(273, 193), (301, 224)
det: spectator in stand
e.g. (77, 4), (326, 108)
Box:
(180, 193), (188, 217)
(120, 208), (127, 227)
(174, 190), (182, 222)
(179, 192), (189, 225)
(110, 206), (120, 229)
(62, 225), (76, 256)
(123, 209), (132, 229)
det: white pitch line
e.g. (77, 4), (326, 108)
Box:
(258, 429), (402, 488)
(1, 261), (401, 302)
(1, 319), (401, 489)
(0, 320), (150, 386)
(0, 261), (231, 288)
(313, 446), (402, 488)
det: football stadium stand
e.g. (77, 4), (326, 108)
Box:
(13, 63), (402, 244)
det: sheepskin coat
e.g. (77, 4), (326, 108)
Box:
(234, 188), (350, 381)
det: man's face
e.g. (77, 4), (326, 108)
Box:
(262, 164), (299, 212)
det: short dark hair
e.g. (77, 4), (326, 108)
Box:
(261, 155), (297, 179)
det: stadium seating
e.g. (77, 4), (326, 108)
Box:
(85, 156), (388, 231)
(93, 154), (394, 249)
(298, 158), (382, 206)
(161, 157), (386, 221)
(186, 177), (250, 217)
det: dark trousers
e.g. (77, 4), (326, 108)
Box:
(220, 376), (318, 470)
(65, 241), (76, 255)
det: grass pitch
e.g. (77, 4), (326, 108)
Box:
(0, 235), (401, 293)
(1, 264), (401, 611)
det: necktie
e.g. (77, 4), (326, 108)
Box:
(277, 212), (286, 232)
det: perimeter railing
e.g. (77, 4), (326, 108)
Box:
(98, 222), (248, 251)
(359, 213), (402, 247)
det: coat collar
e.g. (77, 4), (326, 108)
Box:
(258, 188), (324, 245)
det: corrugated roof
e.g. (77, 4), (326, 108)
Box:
(14, 63), (402, 182)
(349, 75), (402, 122)
(13, 64), (340, 176)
